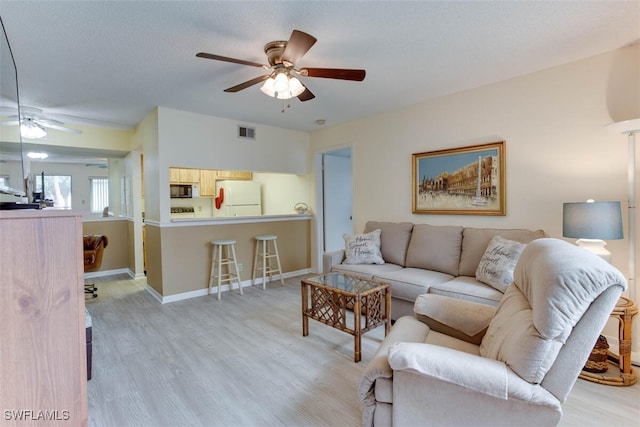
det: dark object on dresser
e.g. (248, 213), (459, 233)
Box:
(85, 309), (92, 380)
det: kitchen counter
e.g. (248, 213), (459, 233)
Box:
(147, 213), (312, 227)
(144, 213), (313, 301)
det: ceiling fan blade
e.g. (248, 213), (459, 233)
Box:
(300, 67), (366, 81)
(281, 30), (317, 66)
(36, 118), (65, 127)
(39, 121), (82, 134)
(0, 120), (20, 126)
(196, 52), (266, 68)
(224, 74), (271, 93)
(297, 87), (315, 102)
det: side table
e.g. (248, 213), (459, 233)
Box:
(579, 296), (638, 386)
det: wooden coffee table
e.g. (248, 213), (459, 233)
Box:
(301, 273), (391, 362)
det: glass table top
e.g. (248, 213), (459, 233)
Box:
(304, 273), (387, 294)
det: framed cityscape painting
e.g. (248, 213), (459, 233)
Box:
(412, 141), (505, 215)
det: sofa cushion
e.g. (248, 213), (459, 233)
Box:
(424, 330), (481, 355)
(405, 224), (463, 276)
(414, 294), (496, 345)
(428, 276), (503, 306)
(458, 227), (545, 277)
(364, 221), (414, 266)
(331, 262), (403, 279)
(475, 235), (526, 292)
(343, 229), (384, 265)
(373, 268), (453, 303)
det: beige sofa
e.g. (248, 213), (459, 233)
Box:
(359, 238), (627, 426)
(323, 221), (545, 319)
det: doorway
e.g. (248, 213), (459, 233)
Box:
(321, 148), (353, 252)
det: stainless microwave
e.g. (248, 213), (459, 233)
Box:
(170, 184), (192, 198)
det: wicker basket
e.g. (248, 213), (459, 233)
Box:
(583, 335), (609, 373)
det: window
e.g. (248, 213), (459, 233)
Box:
(0, 175), (9, 188)
(90, 177), (109, 214)
(35, 175), (72, 208)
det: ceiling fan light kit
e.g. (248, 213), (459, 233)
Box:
(20, 119), (47, 139)
(0, 106), (82, 137)
(197, 29), (365, 106)
(260, 71), (305, 100)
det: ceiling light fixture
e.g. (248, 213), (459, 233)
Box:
(26, 152), (48, 160)
(260, 70), (305, 100)
(20, 118), (47, 139)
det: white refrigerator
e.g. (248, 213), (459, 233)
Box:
(213, 180), (262, 217)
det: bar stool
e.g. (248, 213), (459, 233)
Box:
(209, 239), (243, 300)
(252, 235), (284, 289)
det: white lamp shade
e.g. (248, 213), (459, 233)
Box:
(289, 77), (305, 97)
(273, 73), (289, 94)
(563, 201), (623, 240)
(20, 122), (47, 139)
(260, 77), (276, 97)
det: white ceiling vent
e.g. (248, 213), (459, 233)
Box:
(238, 125), (256, 140)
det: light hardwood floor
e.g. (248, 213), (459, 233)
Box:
(86, 274), (640, 427)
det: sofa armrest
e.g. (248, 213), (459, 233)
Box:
(388, 342), (508, 399)
(413, 294), (496, 345)
(323, 249), (345, 273)
(388, 342), (562, 426)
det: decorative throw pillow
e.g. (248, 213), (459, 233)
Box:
(475, 235), (526, 292)
(343, 229), (385, 265)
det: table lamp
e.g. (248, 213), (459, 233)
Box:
(563, 200), (623, 262)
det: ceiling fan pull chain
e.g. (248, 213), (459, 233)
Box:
(281, 99), (291, 113)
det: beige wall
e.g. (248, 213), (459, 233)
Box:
(145, 223), (163, 295)
(83, 219), (130, 272)
(311, 44), (640, 351)
(311, 44), (638, 288)
(148, 219), (311, 297)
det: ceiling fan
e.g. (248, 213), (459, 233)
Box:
(196, 29), (366, 102)
(0, 106), (82, 139)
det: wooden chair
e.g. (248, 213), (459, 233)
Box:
(83, 235), (108, 298)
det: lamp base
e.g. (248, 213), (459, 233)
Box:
(575, 239), (612, 263)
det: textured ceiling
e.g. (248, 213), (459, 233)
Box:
(0, 1), (638, 135)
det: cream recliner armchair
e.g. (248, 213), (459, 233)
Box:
(359, 238), (627, 427)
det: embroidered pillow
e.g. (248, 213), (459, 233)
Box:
(475, 235), (526, 292)
(343, 229), (385, 265)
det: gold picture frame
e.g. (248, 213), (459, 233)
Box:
(412, 141), (506, 215)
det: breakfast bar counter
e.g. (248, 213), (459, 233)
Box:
(143, 214), (313, 302)
(165, 213), (312, 226)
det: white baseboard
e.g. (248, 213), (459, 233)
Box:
(84, 268), (132, 279)
(147, 268), (312, 304)
(145, 284), (164, 303)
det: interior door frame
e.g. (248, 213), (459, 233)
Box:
(313, 145), (353, 273)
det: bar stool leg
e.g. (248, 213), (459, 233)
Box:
(272, 239), (284, 286)
(217, 245), (223, 300)
(252, 239), (260, 287)
(208, 246), (216, 295)
(230, 243), (243, 295)
(261, 239), (268, 290)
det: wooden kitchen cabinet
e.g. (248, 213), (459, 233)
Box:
(216, 170), (253, 180)
(171, 168), (252, 191)
(180, 168), (201, 183)
(169, 167), (180, 183)
(200, 169), (218, 196)
(200, 170), (254, 196)
(0, 210), (88, 426)
(170, 167), (201, 184)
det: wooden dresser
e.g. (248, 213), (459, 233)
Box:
(0, 209), (88, 426)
